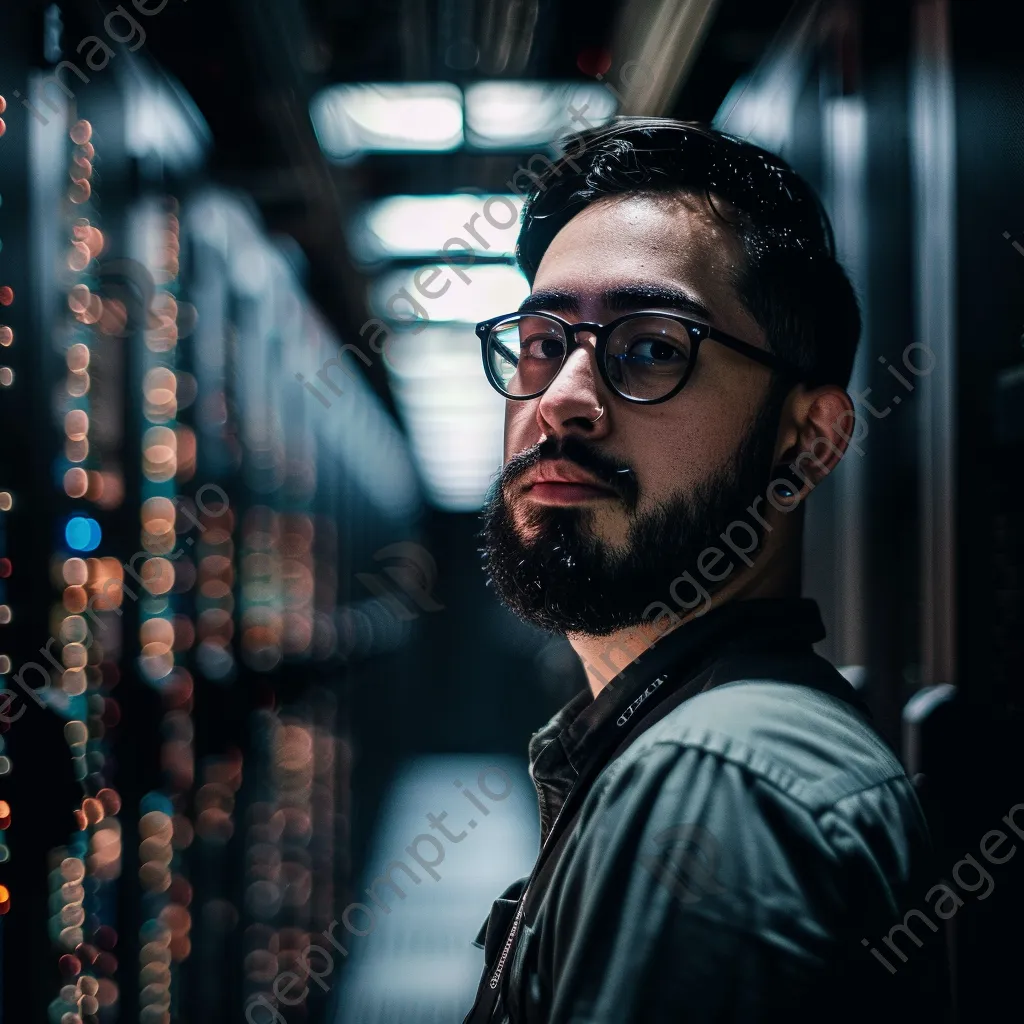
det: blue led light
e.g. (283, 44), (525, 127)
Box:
(65, 516), (101, 551)
(140, 791), (174, 816)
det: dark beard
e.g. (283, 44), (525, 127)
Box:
(477, 382), (789, 635)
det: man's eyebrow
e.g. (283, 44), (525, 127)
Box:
(518, 290), (579, 315)
(517, 284), (713, 321)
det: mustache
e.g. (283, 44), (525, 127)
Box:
(501, 435), (640, 508)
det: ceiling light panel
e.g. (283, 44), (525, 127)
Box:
(369, 263), (530, 326)
(384, 326), (506, 511)
(349, 194), (524, 263)
(464, 81), (617, 149)
(310, 83), (464, 160)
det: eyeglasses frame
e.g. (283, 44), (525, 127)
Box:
(476, 308), (805, 405)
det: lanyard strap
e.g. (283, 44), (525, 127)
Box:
(462, 667), (708, 1024)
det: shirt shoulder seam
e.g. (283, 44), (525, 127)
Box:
(606, 728), (912, 816)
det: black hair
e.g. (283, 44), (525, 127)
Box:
(515, 117), (861, 389)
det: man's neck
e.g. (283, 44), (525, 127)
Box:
(566, 559), (801, 698)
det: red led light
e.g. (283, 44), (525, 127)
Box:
(0, 800), (9, 828)
(97, 787), (121, 815)
(0, 560), (10, 579)
(0, 885), (9, 914)
(0, 119), (6, 139)
(0, 288), (12, 307)
(94, 950), (117, 975)
(0, 96), (6, 114)
(75, 942), (99, 965)
(576, 47), (613, 76)
(59, 953), (82, 977)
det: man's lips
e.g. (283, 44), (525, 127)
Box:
(526, 482), (618, 505)
(518, 460), (620, 505)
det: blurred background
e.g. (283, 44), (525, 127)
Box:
(0, 0), (1020, 1021)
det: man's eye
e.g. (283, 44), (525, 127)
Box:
(626, 338), (688, 364)
(523, 336), (565, 360)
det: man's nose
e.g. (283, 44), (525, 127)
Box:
(535, 332), (610, 434)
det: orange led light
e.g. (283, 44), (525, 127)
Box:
(64, 468), (88, 498)
(82, 797), (104, 826)
(65, 409), (89, 441)
(65, 437), (88, 463)
(68, 241), (91, 273)
(62, 557), (88, 586)
(68, 284), (91, 315)
(67, 343), (89, 371)
(70, 120), (92, 145)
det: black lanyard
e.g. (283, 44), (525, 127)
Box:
(462, 667), (705, 1023)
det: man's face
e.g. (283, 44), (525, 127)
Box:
(479, 192), (789, 634)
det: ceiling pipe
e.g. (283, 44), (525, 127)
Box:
(608, 0), (725, 114)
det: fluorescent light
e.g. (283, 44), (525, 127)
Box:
(310, 83), (464, 160)
(349, 194), (523, 262)
(384, 327), (506, 510)
(311, 80), (619, 158)
(714, 79), (794, 152)
(370, 263), (529, 325)
(712, 3), (819, 152)
(124, 73), (210, 171)
(464, 81), (617, 149)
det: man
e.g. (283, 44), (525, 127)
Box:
(463, 119), (949, 1023)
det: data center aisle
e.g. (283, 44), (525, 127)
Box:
(331, 755), (538, 1024)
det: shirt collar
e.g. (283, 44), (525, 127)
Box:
(529, 597), (827, 777)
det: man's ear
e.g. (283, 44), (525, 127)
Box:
(774, 384), (856, 493)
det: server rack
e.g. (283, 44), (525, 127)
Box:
(0, 10), (424, 1021)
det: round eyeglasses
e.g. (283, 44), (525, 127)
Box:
(476, 309), (804, 404)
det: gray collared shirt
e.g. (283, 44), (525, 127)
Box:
(465, 599), (948, 1023)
